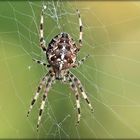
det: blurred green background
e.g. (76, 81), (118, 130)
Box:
(1, 1), (140, 139)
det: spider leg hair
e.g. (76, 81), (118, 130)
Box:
(66, 72), (81, 124)
(37, 74), (55, 130)
(69, 72), (94, 112)
(27, 71), (51, 117)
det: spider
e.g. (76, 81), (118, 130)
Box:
(27, 5), (94, 130)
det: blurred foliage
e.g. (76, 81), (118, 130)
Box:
(0, 1), (140, 139)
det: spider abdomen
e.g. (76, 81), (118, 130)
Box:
(46, 32), (78, 72)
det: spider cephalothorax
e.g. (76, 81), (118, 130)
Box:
(27, 5), (93, 130)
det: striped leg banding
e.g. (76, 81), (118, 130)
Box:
(69, 72), (94, 112)
(36, 75), (55, 130)
(39, 5), (47, 53)
(68, 75), (81, 124)
(76, 9), (83, 48)
(27, 73), (50, 117)
(37, 94), (47, 131)
(32, 58), (47, 66)
(73, 54), (90, 68)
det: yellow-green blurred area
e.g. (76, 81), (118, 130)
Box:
(1, 0), (140, 139)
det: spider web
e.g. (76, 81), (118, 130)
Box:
(1, 0), (140, 139)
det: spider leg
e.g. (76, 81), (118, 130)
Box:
(32, 58), (46, 66)
(27, 71), (51, 117)
(39, 5), (47, 53)
(77, 9), (83, 49)
(32, 58), (51, 67)
(66, 72), (81, 124)
(37, 74), (55, 130)
(69, 72), (94, 112)
(73, 54), (90, 68)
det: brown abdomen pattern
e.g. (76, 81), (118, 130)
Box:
(46, 33), (77, 70)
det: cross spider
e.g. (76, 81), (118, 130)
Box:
(27, 5), (93, 130)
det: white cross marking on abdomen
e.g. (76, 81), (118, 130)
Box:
(61, 45), (66, 60)
(59, 45), (66, 70)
